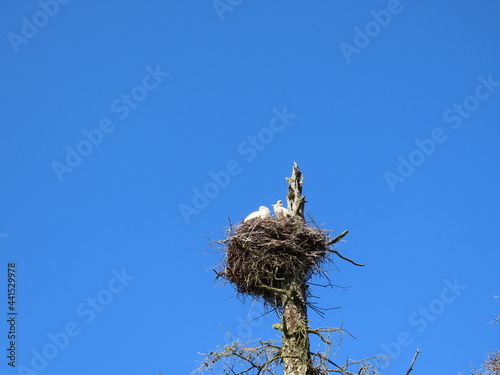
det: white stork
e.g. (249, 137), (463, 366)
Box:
(272, 200), (291, 219)
(244, 206), (271, 222)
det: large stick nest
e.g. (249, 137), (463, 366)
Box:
(214, 216), (333, 307)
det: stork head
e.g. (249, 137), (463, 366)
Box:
(272, 200), (283, 208)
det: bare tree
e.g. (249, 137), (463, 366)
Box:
(195, 163), (385, 375)
(471, 352), (500, 375)
(469, 296), (500, 375)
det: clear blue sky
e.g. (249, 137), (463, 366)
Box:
(1, 1), (499, 374)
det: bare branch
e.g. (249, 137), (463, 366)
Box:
(327, 248), (365, 267)
(326, 230), (349, 246)
(405, 349), (422, 375)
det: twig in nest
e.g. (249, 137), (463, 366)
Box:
(325, 230), (364, 266)
(326, 230), (349, 246)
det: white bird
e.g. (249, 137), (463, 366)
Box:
(244, 206), (271, 222)
(272, 200), (291, 219)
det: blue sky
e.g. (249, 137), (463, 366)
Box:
(1, 1), (499, 374)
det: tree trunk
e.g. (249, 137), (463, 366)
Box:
(281, 163), (315, 375)
(281, 279), (315, 375)
(286, 162), (306, 219)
